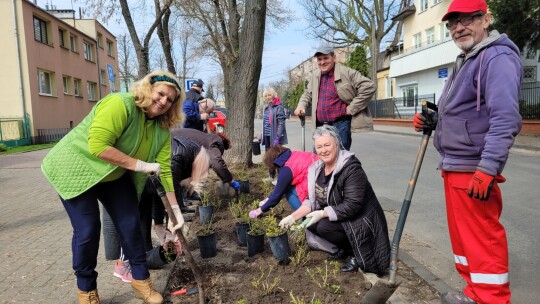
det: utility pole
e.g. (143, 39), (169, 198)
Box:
(371, 9), (378, 92)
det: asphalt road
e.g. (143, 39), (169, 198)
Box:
(269, 118), (540, 304)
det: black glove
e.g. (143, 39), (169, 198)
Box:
(413, 110), (438, 132)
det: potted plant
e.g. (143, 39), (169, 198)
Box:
(246, 209), (266, 257)
(146, 241), (178, 269)
(235, 168), (250, 193)
(196, 219), (217, 258)
(263, 215), (291, 262)
(229, 195), (251, 246)
(198, 191), (215, 225)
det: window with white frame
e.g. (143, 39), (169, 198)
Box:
(413, 33), (422, 49)
(100, 70), (107, 85)
(87, 82), (97, 101)
(83, 41), (94, 61)
(402, 85), (418, 108)
(62, 75), (72, 94)
(439, 23), (450, 41)
(70, 34), (78, 52)
(426, 27), (435, 45)
(33, 16), (49, 44)
(38, 70), (53, 96)
(523, 66), (537, 83)
(106, 39), (114, 57)
(420, 0), (428, 11)
(74, 78), (81, 97)
(97, 32), (103, 48)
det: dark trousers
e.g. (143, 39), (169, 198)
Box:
(307, 218), (352, 251)
(61, 174), (149, 291)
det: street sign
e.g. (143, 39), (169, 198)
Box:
(185, 79), (197, 90)
(438, 68), (448, 78)
(107, 64), (115, 82)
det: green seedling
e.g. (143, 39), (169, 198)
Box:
(306, 260), (339, 289)
(196, 217), (215, 236)
(251, 265), (283, 295)
(289, 291), (322, 304)
(262, 215), (286, 237)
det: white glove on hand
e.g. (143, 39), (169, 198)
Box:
(167, 205), (184, 234)
(134, 160), (161, 175)
(305, 210), (325, 228)
(279, 215), (296, 229)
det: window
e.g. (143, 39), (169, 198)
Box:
(33, 16), (48, 44)
(83, 41), (94, 61)
(74, 78), (81, 97)
(439, 23), (450, 41)
(426, 27), (435, 45)
(87, 82), (97, 101)
(402, 86), (418, 108)
(58, 28), (67, 48)
(523, 66), (537, 83)
(62, 75), (72, 94)
(70, 34), (78, 52)
(97, 32), (103, 48)
(106, 39), (114, 57)
(433, 0), (442, 4)
(100, 70), (107, 86)
(38, 69), (53, 96)
(420, 0), (428, 11)
(413, 33), (422, 49)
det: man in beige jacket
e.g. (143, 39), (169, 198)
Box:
(294, 46), (376, 150)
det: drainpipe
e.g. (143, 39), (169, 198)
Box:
(12, 0), (27, 117)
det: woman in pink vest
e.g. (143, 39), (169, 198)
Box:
(249, 145), (317, 218)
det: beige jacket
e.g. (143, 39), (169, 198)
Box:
(297, 63), (376, 132)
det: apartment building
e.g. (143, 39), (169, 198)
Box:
(390, 0), (539, 113)
(0, 0), (119, 144)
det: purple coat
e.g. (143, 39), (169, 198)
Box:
(434, 31), (522, 176)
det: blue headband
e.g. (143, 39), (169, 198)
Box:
(150, 75), (181, 91)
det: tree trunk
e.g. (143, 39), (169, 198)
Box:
(224, 0), (267, 165)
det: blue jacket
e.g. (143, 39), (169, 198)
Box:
(182, 89), (205, 131)
(434, 31), (522, 176)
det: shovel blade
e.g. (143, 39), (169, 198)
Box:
(361, 279), (400, 304)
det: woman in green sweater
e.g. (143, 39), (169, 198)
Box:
(41, 70), (184, 304)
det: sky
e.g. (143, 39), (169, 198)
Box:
(40, 0), (322, 88)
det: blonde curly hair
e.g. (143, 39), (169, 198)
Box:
(130, 70), (185, 129)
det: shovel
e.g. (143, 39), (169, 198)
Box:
(299, 114), (306, 151)
(361, 100), (438, 303)
(149, 174), (206, 304)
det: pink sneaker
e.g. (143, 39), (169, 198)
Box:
(113, 260), (132, 283)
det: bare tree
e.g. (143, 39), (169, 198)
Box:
(117, 34), (137, 91)
(154, 0), (176, 74)
(175, 0), (286, 165)
(301, 0), (408, 86)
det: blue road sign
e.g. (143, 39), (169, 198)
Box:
(107, 64), (115, 82)
(185, 79), (197, 90)
(438, 68), (448, 78)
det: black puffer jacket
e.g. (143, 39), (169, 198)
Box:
(170, 136), (201, 182)
(306, 150), (390, 275)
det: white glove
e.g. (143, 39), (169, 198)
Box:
(134, 160), (161, 175)
(305, 210), (325, 228)
(167, 205), (184, 234)
(278, 215), (296, 229)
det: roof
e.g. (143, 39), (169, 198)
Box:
(392, 4), (416, 21)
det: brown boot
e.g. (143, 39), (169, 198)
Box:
(77, 289), (101, 304)
(131, 278), (163, 304)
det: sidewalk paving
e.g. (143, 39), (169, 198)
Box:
(1, 123), (537, 304)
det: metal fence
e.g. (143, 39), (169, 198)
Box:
(370, 82), (540, 119)
(36, 128), (71, 144)
(520, 82), (540, 119)
(0, 115), (31, 147)
(369, 94), (436, 119)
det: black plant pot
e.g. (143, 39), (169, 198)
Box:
(267, 232), (291, 262)
(238, 180), (250, 194)
(235, 222), (250, 247)
(146, 245), (176, 269)
(252, 141), (261, 156)
(198, 205), (214, 225)
(197, 232), (217, 258)
(246, 232), (264, 257)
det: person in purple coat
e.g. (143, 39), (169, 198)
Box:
(414, 0), (522, 303)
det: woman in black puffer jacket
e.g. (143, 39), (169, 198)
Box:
(279, 125), (390, 275)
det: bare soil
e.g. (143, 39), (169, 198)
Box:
(164, 164), (439, 304)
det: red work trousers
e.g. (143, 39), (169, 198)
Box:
(442, 171), (511, 304)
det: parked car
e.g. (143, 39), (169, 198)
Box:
(207, 110), (226, 133)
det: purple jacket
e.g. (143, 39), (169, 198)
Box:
(434, 31), (522, 176)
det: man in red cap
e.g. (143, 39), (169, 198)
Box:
(414, 0), (522, 303)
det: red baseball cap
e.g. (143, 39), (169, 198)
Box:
(441, 0), (487, 21)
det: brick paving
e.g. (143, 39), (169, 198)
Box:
(0, 150), (172, 304)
